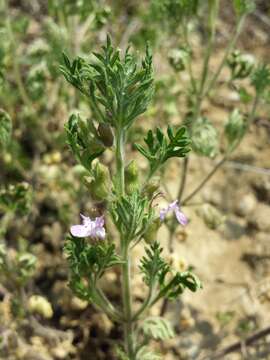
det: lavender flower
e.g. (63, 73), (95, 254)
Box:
(70, 214), (106, 239)
(160, 200), (188, 226)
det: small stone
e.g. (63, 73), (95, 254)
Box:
(235, 193), (257, 217)
(248, 203), (270, 232)
(91, 313), (113, 335)
(202, 188), (222, 206)
(179, 308), (195, 330)
(252, 177), (270, 203)
(70, 297), (88, 311)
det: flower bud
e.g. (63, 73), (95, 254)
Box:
(143, 177), (160, 199)
(168, 48), (190, 72)
(233, 0), (255, 17)
(143, 218), (161, 244)
(192, 117), (219, 158)
(28, 295), (53, 319)
(125, 160), (139, 195)
(225, 109), (246, 150)
(98, 123), (114, 147)
(89, 161), (111, 201)
(227, 50), (255, 80)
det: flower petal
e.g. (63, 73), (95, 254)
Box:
(70, 225), (90, 237)
(175, 209), (188, 226)
(159, 208), (168, 221)
(94, 227), (106, 240)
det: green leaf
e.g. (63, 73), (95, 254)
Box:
(142, 317), (175, 340)
(140, 242), (169, 286)
(233, 0), (255, 16)
(110, 192), (154, 241)
(251, 64), (270, 94)
(136, 346), (162, 360)
(135, 126), (191, 172)
(64, 237), (123, 281)
(0, 109), (12, 149)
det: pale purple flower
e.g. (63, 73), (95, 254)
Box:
(160, 200), (188, 226)
(70, 214), (106, 239)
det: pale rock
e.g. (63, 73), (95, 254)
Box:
(235, 193), (257, 217)
(248, 203), (270, 232)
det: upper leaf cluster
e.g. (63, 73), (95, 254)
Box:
(61, 36), (154, 129)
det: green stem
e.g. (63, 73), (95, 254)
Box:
(121, 241), (135, 359)
(182, 20), (197, 95)
(199, 0), (220, 95)
(177, 157), (189, 203)
(132, 283), (155, 322)
(115, 128), (135, 358)
(204, 15), (246, 97)
(95, 286), (123, 323)
(5, 1), (33, 110)
(115, 129), (125, 196)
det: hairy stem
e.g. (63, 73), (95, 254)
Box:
(115, 128), (135, 358)
(115, 129), (125, 196)
(132, 283), (155, 322)
(121, 241), (135, 359)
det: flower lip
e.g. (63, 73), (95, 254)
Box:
(70, 214), (106, 239)
(160, 200), (188, 226)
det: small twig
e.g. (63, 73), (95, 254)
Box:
(182, 155), (227, 205)
(178, 157), (189, 203)
(207, 325), (270, 360)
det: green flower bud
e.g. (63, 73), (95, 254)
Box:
(144, 218), (162, 244)
(227, 51), (255, 80)
(28, 295), (53, 319)
(125, 160), (139, 194)
(98, 123), (114, 147)
(89, 161), (111, 201)
(192, 117), (219, 158)
(143, 176), (160, 199)
(196, 204), (225, 229)
(168, 48), (190, 72)
(18, 253), (36, 282)
(225, 109), (246, 150)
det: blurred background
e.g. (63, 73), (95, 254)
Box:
(0, 1), (270, 359)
